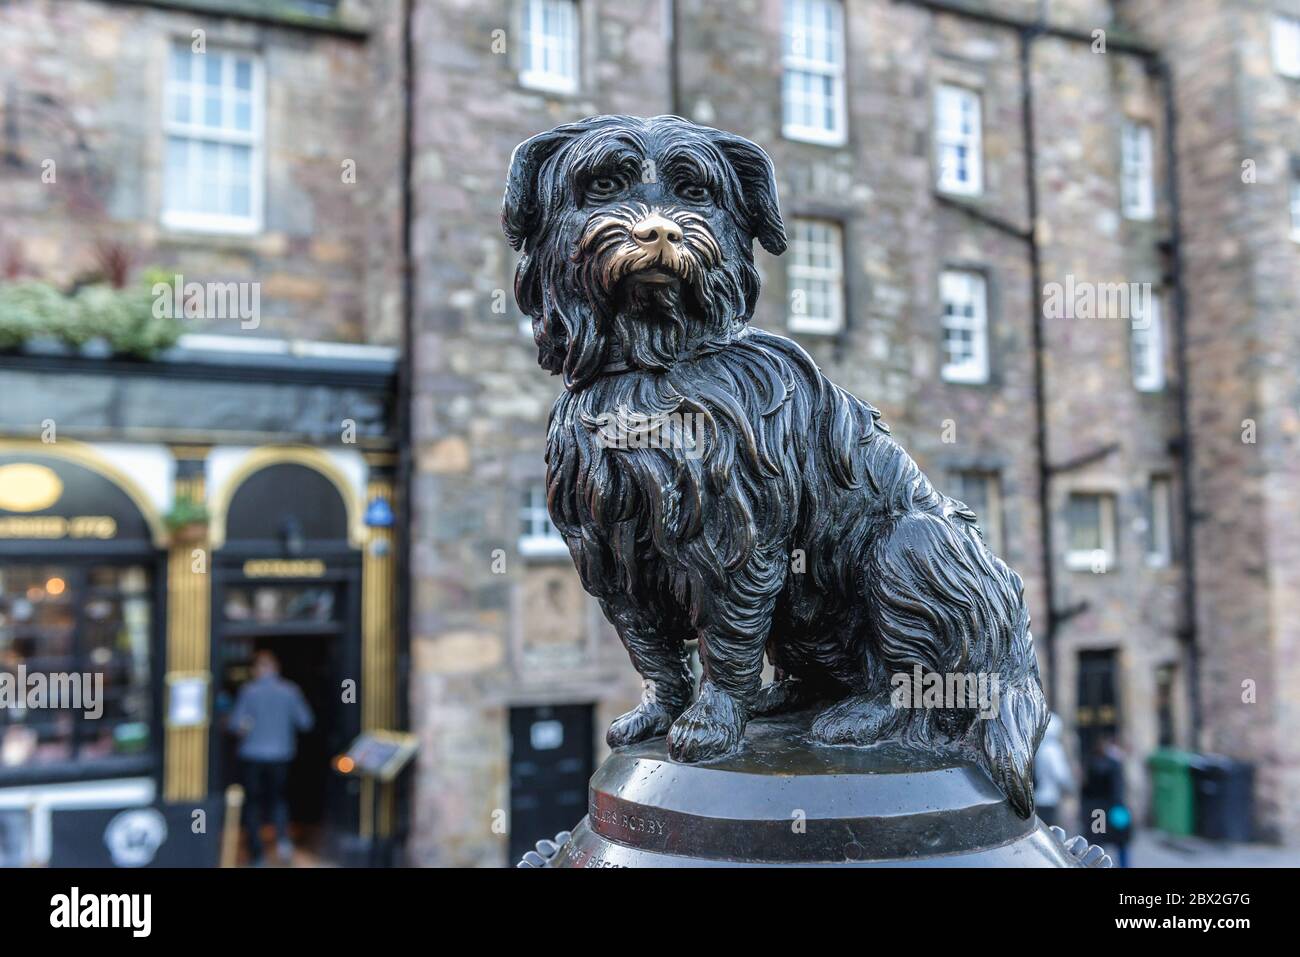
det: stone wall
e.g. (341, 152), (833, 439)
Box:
(0, 0), (401, 344)
(1126, 0), (1300, 843)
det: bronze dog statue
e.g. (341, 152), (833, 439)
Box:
(502, 115), (1048, 817)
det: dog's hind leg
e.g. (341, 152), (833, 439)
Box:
(600, 597), (694, 749)
(751, 672), (817, 717)
(810, 689), (906, 744)
(811, 507), (1048, 816)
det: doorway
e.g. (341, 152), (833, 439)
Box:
(507, 703), (593, 863)
(1076, 648), (1121, 762)
(212, 570), (359, 864)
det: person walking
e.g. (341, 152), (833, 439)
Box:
(230, 650), (314, 865)
(1033, 712), (1074, 828)
(1082, 733), (1134, 867)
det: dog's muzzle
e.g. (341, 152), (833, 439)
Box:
(576, 203), (722, 291)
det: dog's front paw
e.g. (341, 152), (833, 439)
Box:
(666, 682), (746, 762)
(810, 691), (903, 745)
(606, 700), (679, 749)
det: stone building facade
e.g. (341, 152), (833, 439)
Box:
(0, 0), (403, 344)
(406, 0), (1300, 863)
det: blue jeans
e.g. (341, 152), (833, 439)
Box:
(241, 759), (290, 862)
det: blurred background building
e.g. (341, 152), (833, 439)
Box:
(0, 0), (1298, 867)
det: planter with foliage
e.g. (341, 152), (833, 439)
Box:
(0, 271), (184, 359)
(164, 495), (210, 546)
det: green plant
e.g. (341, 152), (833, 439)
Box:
(163, 495), (210, 530)
(0, 281), (71, 348)
(0, 274), (184, 358)
(73, 282), (183, 358)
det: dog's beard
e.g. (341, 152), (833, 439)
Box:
(612, 280), (688, 372)
(525, 204), (757, 389)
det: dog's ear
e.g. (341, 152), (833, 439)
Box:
(502, 120), (597, 251)
(502, 127), (570, 250)
(711, 130), (787, 255)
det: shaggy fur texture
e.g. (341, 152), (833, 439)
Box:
(502, 115), (1048, 817)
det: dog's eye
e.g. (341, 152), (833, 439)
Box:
(585, 176), (624, 201)
(677, 183), (711, 203)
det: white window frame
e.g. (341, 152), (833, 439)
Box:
(935, 84), (983, 196)
(787, 219), (845, 335)
(940, 269), (989, 384)
(519, 0), (580, 95)
(1131, 291), (1165, 392)
(1146, 476), (1172, 567)
(781, 0), (848, 146)
(1120, 120), (1156, 220)
(1065, 492), (1117, 573)
(1272, 15), (1300, 77)
(519, 484), (568, 558)
(162, 43), (264, 235)
(953, 470), (1004, 556)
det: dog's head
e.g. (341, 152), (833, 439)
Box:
(502, 115), (786, 389)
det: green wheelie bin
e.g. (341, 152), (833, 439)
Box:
(1148, 749), (1199, 836)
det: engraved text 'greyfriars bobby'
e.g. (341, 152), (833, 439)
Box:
(502, 115), (1048, 818)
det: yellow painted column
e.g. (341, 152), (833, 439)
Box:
(361, 453), (398, 834)
(163, 446), (212, 802)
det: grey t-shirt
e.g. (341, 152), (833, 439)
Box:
(231, 674), (314, 762)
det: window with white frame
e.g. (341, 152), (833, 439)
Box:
(953, 470), (1004, 556)
(1131, 290), (1165, 392)
(520, 0), (579, 94)
(935, 84), (982, 195)
(1291, 163), (1300, 241)
(519, 484), (567, 557)
(782, 0), (847, 145)
(787, 219), (845, 334)
(1272, 15), (1300, 77)
(163, 44), (262, 233)
(940, 269), (989, 383)
(1066, 492), (1116, 572)
(1146, 475), (1172, 567)
(1120, 120), (1156, 220)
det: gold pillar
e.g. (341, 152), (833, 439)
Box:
(361, 454), (398, 836)
(361, 462), (397, 732)
(163, 447), (212, 801)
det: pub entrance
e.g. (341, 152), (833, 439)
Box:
(210, 460), (362, 865)
(213, 556), (362, 864)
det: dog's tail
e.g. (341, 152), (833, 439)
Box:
(975, 660), (1049, 819)
(866, 507), (1049, 819)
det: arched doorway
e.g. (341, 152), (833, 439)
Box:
(209, 456), (362, 864)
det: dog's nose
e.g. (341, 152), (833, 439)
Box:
(631, 214), (684, 251)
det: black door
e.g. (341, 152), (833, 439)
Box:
(1076, 649), (1121, 765)
(508, 704), (593, 862)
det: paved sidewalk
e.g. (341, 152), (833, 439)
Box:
(1124, 831), (1300, 867)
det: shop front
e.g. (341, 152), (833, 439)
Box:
(0, 338), (403, 866)
(0, 444), (166, 865)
